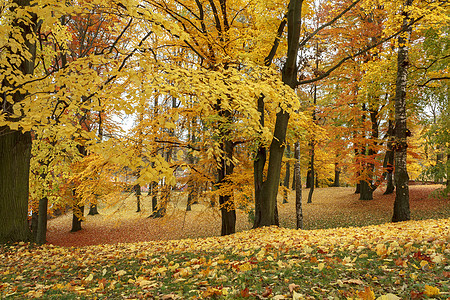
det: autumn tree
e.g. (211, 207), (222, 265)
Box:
(0, 0), (37, 243)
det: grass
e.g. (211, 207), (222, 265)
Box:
(1, 185), (449, 299)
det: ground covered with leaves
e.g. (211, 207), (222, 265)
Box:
(46, 185), (449, 247)
(1, 218), (449, 299)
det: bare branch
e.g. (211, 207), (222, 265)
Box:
(419, 76), (450, 87)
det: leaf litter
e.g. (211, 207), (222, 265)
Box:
(1, 185), (448, 299)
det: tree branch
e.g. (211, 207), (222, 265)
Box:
(297, 16), (424, 86)
(298, 0), (362, 49)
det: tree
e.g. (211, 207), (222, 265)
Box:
(391, 0), (414, 222)
(0, 0), (37, 243)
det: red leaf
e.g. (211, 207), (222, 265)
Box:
(262, 287), (272, 298)
(240, 287), (250, 298)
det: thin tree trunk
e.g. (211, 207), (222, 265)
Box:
(71, 145), (87, 232)
(307, 142), (315, 203)
(392, 0), (412, 222)
(36, 197), (48, 245)
(384, 119), (395, 194)
(186, 190), (193, 211)
(217, 106), (236, 235)
(283, 144), (291, 203)
(135, 184), (141, 212)
(294, 141), (303, 229)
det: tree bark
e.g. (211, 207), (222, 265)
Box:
(71, 203), (84, 232)
(255, 0), (303, 227)
(384, 119), (395, 194)
(36, 197), (48, 245)
(333, 162), (340, 187)
(135, 184), (141, 212)
(283, 144), (291, 203)
(217, 102), (236, 235)
(0, 128), (33, 243)
(88, 204), (99, 215)
(0, 0), (37, 243)
(307, 140), (315, 203)
(392, 0), (412, 222)
(294, 141), (303, 229)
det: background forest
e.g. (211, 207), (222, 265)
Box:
(0, 0), (449, 245)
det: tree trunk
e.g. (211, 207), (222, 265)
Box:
(149, 181), (158, 215)
(135, 184), (141, 212)
(283, 144), (291, 203)
(253, 95), (267, 228)
(71, 204), (84, 232)
(384, 120), (395, 194)
(294, 141), (303, 229)
(0, 0), (36, 243)
(0, 128), (33, 243)
(359, 180), (373, 200)
(186, 190), (193, 211)
(218, 134), (236, 235)
(333, 162), (340, 187)
(306, 169), (313, 188)
(292, 166), (296, 190)
(36, 197), (48, 245)
(253, 15), (287, 228)
(88, 204), (99, 215)
(307, 142), (315, 203)
(392, 0), (412, 223)
(255, 0), (303, 227)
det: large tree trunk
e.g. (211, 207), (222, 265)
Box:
(392, 0), (412, 223)
(294, 141), (303, 229)
(359, 180), (373, 200)
(0, 0), (36, 243)
(0, 128), (33, 243)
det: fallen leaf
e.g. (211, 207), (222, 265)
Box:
(424, 284), (440, 296)
(376, 293), (400, 300)
(357, 286), (375, 300)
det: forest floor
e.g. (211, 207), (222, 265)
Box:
(1, 185), (449, 299)
(46, 184), (450, 247)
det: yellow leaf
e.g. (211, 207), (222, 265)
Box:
(357, 286), (375, 300)
(239, 262), (253, 272)
(115, 270), (127, 276)
(376, 293), (400, 300)
(424, 284), (440, 296)
(318, 262), (325, 271)
(85, 273), (94, 282)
